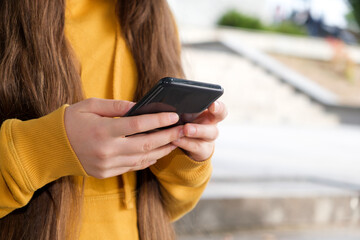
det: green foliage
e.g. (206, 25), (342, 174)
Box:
(218, 10), (307, 36)
(349, 0), (360, 24)
(266, 22), (307, 36)
(218, 10), (263, 30)
(346, 11), (356, 23)
(348, 0), (360, 28)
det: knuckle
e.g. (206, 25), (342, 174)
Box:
(141, 142), (153, 153)
(139, 154), (149, 166)
(130, 159), (139, 168)
(93, 160), (112, 179)
(86, 98), (98, 110)
(171, 128), (181, 141)
(113, 100), (124, 113)
(94, 147), (112, 161)
(129, 118), (141, 132)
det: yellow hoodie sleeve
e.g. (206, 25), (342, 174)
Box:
(0, 105), (87, 218)
(150, 148), (212, 221)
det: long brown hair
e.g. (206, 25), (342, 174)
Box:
(0, 0), (183, 239)
(117, 1), (184, 239)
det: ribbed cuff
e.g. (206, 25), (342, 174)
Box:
(9, 105), (87, 192)
(150, 148), (213, 186)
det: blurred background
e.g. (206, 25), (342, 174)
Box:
(167, 0), (360, 239)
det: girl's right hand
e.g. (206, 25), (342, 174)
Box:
(64, 98), (183, 179)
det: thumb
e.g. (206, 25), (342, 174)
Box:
(81, 98), (135, 117)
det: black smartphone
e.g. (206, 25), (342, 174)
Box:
(125, 77), (224, 126)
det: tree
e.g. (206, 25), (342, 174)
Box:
(348, 0), (360, 28)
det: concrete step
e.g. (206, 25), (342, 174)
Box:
(213, 124), (360, 187)
(178, 227), (360, 240)
(174, 124), (360, 234)
(182, 47), (340, 126)
(175, 179), (360, 235)
(182, 31), (360, 124)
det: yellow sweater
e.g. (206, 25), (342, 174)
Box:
(0, 0), (212, 239)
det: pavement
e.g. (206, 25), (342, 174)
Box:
(176, 28), (360, 239)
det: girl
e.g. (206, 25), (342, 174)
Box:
(0, 0), (227, 239)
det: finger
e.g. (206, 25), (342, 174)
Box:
(194, 101), (228, 125)
(104, 159), (156, 178)
(183, 123), (218, 141)
(81, 98), (136, 117)
(120, 126), (184, 154)
(113, 144), (177, 172)
(172, 137), (214, 161)
(209, 101), (228, 121)
(112, 112), (179, 137)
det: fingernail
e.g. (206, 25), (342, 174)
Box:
(213, 102), (219, 113)
(170, 113), (179, 123)
(187, 125), (196, 136)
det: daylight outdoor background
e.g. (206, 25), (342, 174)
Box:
(167, 0), (360, 239)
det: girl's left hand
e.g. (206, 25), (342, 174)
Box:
(172, 101), (227, 161)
